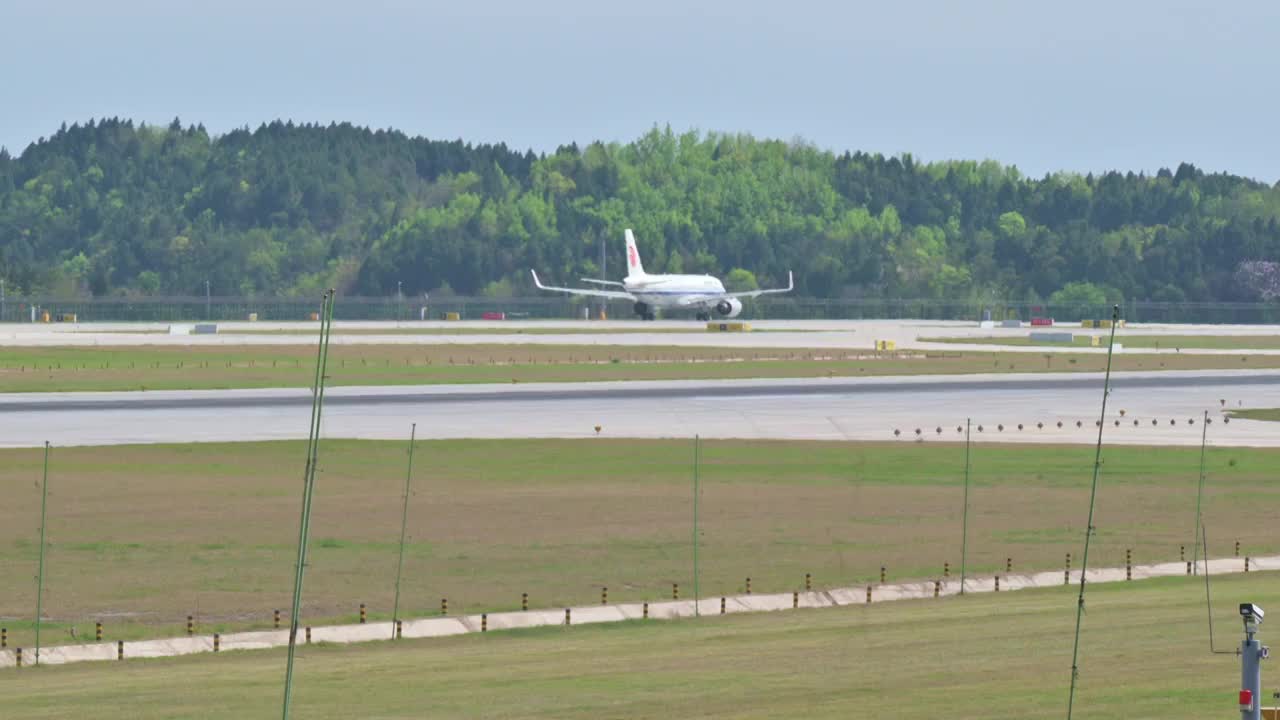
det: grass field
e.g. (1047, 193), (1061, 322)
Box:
(923, 333), (1280, 350)
(87, 326), (717, 335)
(3, 572), (1272, 719)
(1227, 408), (1280, 422)
(1, 344), (1277, 392)
(2, 439), (1274, 650)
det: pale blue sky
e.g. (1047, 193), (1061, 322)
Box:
(4, 0), (1278, 181)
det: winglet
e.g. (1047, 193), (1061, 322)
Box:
(785, 270), (794, 291)
(530, 269), (547, 290)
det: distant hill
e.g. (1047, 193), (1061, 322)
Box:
(1, 118), (1278, 303)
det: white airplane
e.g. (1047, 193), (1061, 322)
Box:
(532, 229), (793, 320)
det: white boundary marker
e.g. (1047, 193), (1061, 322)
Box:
(2, 554), (1272, 669)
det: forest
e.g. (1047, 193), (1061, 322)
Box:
(1, 118), (1278, 304)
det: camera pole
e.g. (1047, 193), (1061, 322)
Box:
(1239, 603), (1268, 720)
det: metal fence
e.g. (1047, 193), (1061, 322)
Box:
(1, 294), (1278, 324)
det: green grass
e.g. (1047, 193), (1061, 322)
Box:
(1227, 408), (1280, 422)
(3, 572), (1272, 719)
(231, 326), (717, 335)
(2, 343), (1278, 392)
(1, 439), (1274, 649)
(923, 333), (1280, 350)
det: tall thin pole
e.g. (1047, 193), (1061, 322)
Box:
(1066, 305), (1120, 720)
(1191, 410), (1209, 574)
(34, 441), (50, 666)
(391, 423), (417, 639)
(1202, 524), (1218, 653)
(693, 434), (700, 617)
(283, 290), (334, 720)
(960, 418), (971, 595)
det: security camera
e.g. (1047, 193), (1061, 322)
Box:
(1241, 603), (1265, 623)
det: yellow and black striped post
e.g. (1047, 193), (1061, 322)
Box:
(805, 573), (812, 591)
(995, 575), (1001, 592)
(601, 587), (607, 605)
(746, 577), (751, 595)
(213, 633), (220, 652)
(1187, 561), (1192, 575)
(944, 562), (949, 578)
(1180, 545), (1186, 562)
(672, 583), (679, 600)
(441, 598), (448, 615)
(934, 580), (941, 598)
(481, 614), (488, 632)
(643, 602), (649, 619)
(880, 566), (886, 584)
(15, 647), (21, 667)
(1, 628), (6, 648)
(1246, 557), (1251, 572)
(1236, 540), (1241, 557)
(1006, 558), (1012, 573)
(564, 608), (571, 626)
(187, 615), (194, 636)
(117, 640), (124, 660)
(274, 609), (281, 629)
(720, 597), (726, 615)
(395, 620), (402, 639)
(360, 603), (367, 624)
(1126, 549), (1132, 580)
(1064, 553), (1071, 585)
(866, 585), (872, 604)
(95, 622), (103, 642)
(305, 626), (311, 644)
(522, 593), (528, 611)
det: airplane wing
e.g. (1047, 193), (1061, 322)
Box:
(579, 278), (627, 288)
(722, 271), (794, 299)
(531, 270), (635, 300)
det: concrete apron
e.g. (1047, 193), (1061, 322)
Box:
(3, 554), (1273, 670)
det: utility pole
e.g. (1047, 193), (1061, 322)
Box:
(391, 423), (417, 639)
(1192, 410), (1209, 573)
(600, 234), (607, 320)
(205, 280), (210, 320)
(397, 281), (403, 322)
(960, 418), (971, 595)
(35, 441), (50, 665)
(281, 290), (336, 720)
(692, 435), (700, 617)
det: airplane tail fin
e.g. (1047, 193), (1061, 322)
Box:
(624, 229), (646, 279)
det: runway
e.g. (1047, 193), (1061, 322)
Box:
(5, 370), (1278, 448)
(4, 319), (1280, 355)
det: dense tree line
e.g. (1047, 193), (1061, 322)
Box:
(2, 118), (1279, 304)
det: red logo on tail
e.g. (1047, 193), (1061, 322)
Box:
(628, 245), (638, 268)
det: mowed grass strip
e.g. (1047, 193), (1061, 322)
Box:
(924, 333), (1280, 350)
(1227, 408), (1280, 422)
(233, 326), (718, 335)
(1, 439), (1275, 648)
(2, 572), (1271, 719)
(1, 344), (1277, 392)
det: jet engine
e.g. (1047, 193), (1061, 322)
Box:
(715, 298), (743, 318)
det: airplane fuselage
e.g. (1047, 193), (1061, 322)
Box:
(624, 274), (727, 309)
